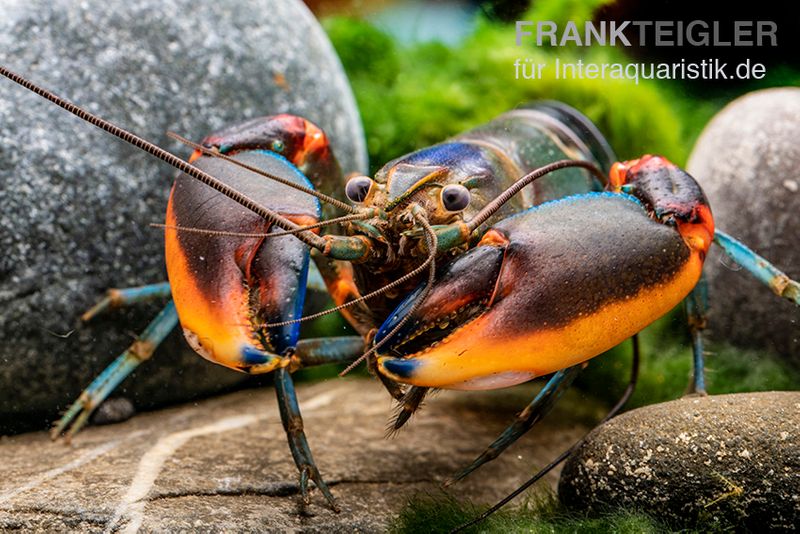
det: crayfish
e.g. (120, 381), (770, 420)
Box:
(2, 65), (798, 521)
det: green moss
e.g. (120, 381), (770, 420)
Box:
(389, 490), (677, 533)
(576, 314), (800, 409)
(326, 11), (686, 172)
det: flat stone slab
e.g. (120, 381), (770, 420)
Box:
(0, 378), (594, 532)
(559, 392), (800, 531)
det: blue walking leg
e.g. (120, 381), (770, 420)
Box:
(685, 273), (709, 395)
(81, 281), (172, 321)
(444, 364), (583, 487)
(454, 336), (641, 532)
(52, 300), (179, 441)
(714, 230), (800, 305)
(291, 336), (364, 368)
(274, 366), (339, 511)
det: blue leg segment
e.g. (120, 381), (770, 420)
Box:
(274, 367), (339, 511)
(81, 282), (172, 321)
(684, 273), (709, 395)
(714, 230), (800, 305)
(292, 336), (364, 368)
(444, 365), (583, 487)
(52, 300), (179, 441)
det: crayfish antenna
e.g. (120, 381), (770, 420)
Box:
(0, 65), (329, 252)
(149, 212), (369, 239)
(166, 132), (357, 214)
(465, 159), (606, 232)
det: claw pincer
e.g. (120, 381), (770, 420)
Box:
(166, 126), (322, 373)
(377, 155), (714, 389)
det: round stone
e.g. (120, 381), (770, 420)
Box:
(0, 0), (367, 432)
(687, 88), (800, 365)
(559, 392), (800, 530)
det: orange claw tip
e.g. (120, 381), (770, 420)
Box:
(676, 204), (715, 256)
(299, 121), (329, 163)
(610, 155), (681, 190)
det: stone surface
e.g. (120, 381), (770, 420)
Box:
(687, 89), (800, 365)
(0, 0), (367, 431)
(0, 377), (595, 532)
(559, 392), (800, 531)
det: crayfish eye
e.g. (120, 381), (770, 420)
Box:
(345, 175), (374, 203)
(270, 139), (285, 153)
(440, 184), (470, 212)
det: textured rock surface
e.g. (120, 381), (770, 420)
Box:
(687, 89), (800, 365)
(559, 392), (800, 531)
(0, 378), (593, 532)
(0, 0), (367, 431)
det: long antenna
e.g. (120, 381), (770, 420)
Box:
(0, 65), (328, 251)
(466, 160), (606, 232)
(151, 212), (370, 239)
(167, 132), (357, 214)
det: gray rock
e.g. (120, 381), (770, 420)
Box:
(559, 392), (800, 531)
(91, 397), (136, 426)
(687, 89), (800, 365)
(0, 0), (367, 432)
(0, 377), (592, 532)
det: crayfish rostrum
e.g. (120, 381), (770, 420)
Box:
(2, 66), (798, 516)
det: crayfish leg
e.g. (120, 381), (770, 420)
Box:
(80, 282), (171, 322)
(444, 365), (582, 487)
(684, 273), (710, 395)
(274, 367), (339, 512)
(713, 230), (800, 305)
(52, 301), (178, 441)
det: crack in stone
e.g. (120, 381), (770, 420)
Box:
(149, 483), (300, 501)
(146, 477), (441, 502)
